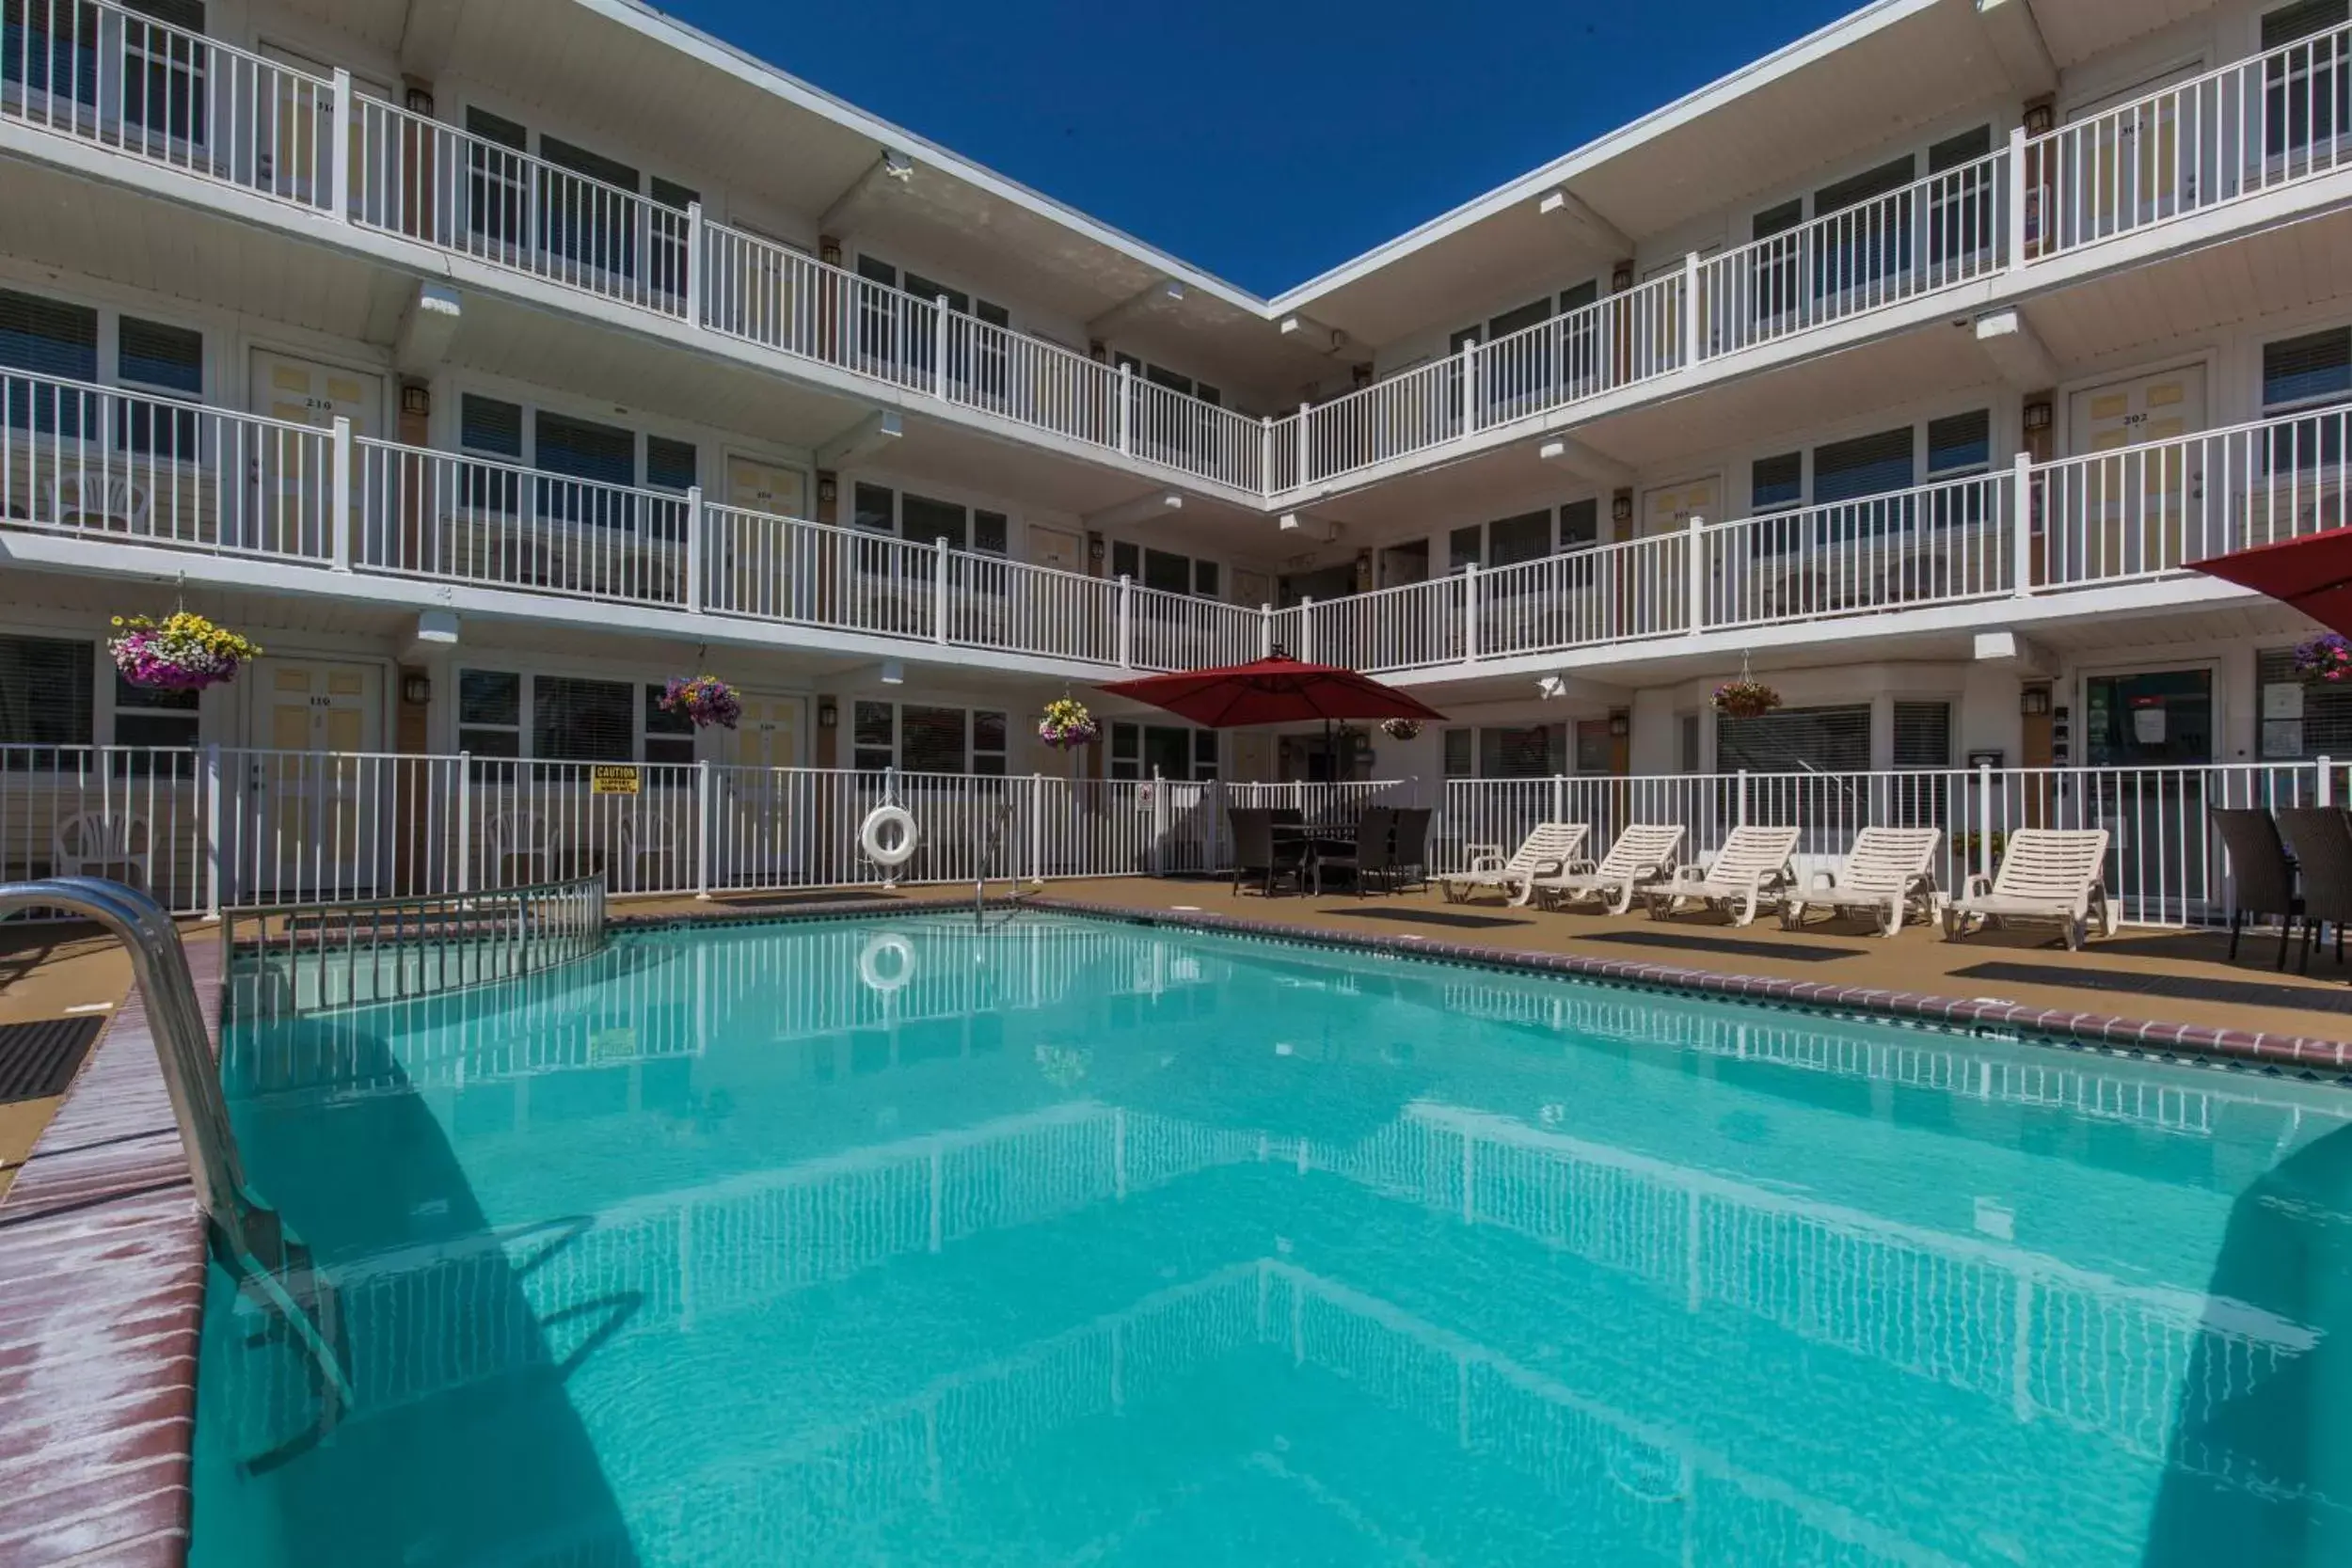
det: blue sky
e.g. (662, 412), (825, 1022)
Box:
(659, 0), (1862, 297)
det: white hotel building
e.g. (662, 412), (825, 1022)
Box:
(0, 0), (2348, 913)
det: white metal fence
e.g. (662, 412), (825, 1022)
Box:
(1439, 762), (2342, 927)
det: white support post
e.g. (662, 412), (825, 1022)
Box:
(1150, 768), (1167, 877)
(2322, 758), (2335, 807)
(1260, 417), (1274, 492)
(202, 742), (222, 919)
(1682, 250), (1702, 366)
(1117, 364), (1134, 452)
(1458, 340), (1479, 438)
(932, 294), (950, 400)
(695, 759), (712, 898)
(1736, 769), (1750, 828)
(329, 416), (353, 571)
(1117, 573), (1134, 667)
(329, 69), (352, 220)
(685, 484), (705, 611)
(2007, 124), (2029, 268)
(1462, 564), (1480, 665)
(685, 200), (704, 324)
(1685, 515), (1708, 630)
(1029, 773), (1044, 884)
(1299, 595), (1316, 664)
(2010, 451), (2035, 596)
(456, 752), (473, 895)
(1295, 402), (1310, 484)
(933, 534), (950, 643)
(1976, 761), (1994, 883)
(1260, 603), (1273, 657)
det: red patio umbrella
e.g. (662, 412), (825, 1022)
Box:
(1096, 656), (1447, 728)
(2190, 528), (2352, 638)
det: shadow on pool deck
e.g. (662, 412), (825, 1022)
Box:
(2144, 1119), (2352, 1564)
(201, 1012), (643, 1568)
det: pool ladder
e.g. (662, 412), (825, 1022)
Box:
(0, 878), (354, 1426)
(976, 801), (1023, 925)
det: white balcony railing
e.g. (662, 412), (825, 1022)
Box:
(11, 1), (2352, 508)
(1697, 149), (2010, 357)
(2027, 21), (2352, 260)
(11, 369), (2352, 680)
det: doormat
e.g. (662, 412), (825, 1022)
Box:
(0, 1016), (105, 1103)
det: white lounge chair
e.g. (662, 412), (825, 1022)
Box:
(1942, 828), (2117, 951)
(1438, 822), (1587, 907)
(1646, 825), (1800, 927)
(1781, 826), (1944, 937)
(1533, 824), (1685, 915)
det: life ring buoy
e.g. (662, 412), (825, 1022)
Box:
(859, 932), (914, 993)
(859, 803), (919, 867)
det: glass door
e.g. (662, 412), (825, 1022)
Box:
(2082, 668), (2215, 919)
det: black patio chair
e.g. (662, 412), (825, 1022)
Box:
(2275, 807), (2352, 973)
(1313, 807), (1395, 897)
(1387, 807), (1433, 893)
(1229, 808), (1305, 896)
(2210, 808), (2300, 969)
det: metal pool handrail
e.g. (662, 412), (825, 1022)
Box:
(0, 877), (355, 1419)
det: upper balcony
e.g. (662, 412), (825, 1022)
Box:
(3, 363), (2341, 685)
(1, 0), (2348, 513)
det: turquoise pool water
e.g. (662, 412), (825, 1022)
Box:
(191, 913), (2352, 1566)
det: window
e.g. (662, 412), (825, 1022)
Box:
(1442, 728), (1473, 778)
(856, 485), (1009, 555)
(1752, 451), (1804, 512)
(1927, 125), (1994, 172)
(117, 317), (200, 395)
(1488, 510), (1551, 567)
(1816, 154), (1914, 215)
(1574, 720), (1613, 774)
(1926, 410), (1991, 476)
(644, 683), (694, 767)
(1813, 426), (1915, 501)
(0, 290), (98, 434)
(1110, 540), (1218, 594)
(2261, 647), (2352, 758)
(2264, 2), (2351, 162)
(532, 676), (634, 763)
(902, 492), (965, 550)
(1892, 702), (1952, 768)
(975, 710), (1009, 777)
(1107, 721), (1211, 780)
(1192, 559), (1219, 596)
(535, 411), (635, 485)
(1142, 549), (1190, 594)
(976, 511), (1009, 555)
(1193, 729), (1218, 781)
(0, 635), (92, 749)
(1559, 499), (1599, 551)
(853, 482), (894, 532)
(1753, 198), (1804, 240)
(539, 135), (638, 193)
(1717, 705), (1870, 773)
(1449, 525), (1482, 573)
(114, 672), (197, 751)
(1677, 713), (1701, 773)
(900, 705), (967, 773)
(460, 393), (523, 457)
(650, 176), (699, 211)
(2265, 327), (2351, 412)
(1479, 725), (1559, 779)
(646, 436), (697, 494)
(852, 700), (894, 771)
(457, 669), (522, 757)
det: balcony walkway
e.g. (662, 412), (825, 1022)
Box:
(617, 878), (2352, 1065)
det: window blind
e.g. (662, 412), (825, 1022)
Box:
(1926, 410), (1990, 475)
(1559, 498), (1599, 549)
(1813, 426), (1915, 502)
(1892, 702), (1952, 768)
(460, 394), (523, 457)
(538, 136), (638, 191)
(2259, 648), (2352, 757)
(645, 436), (696, 493)
(1752, 451), (1803, 511)
(464, 106), (527, 151)
(1487, 510), (1551, 566)
(1927, 125), (1994, 172)
(125, 0), (205, 32)
(117, 316), (201, 394)
(535, 412), (635, 486)
(2265, 0), (2348, 50)
(1817, 155), (1914, 215)
(0, 289), (97, 380)
(1718, 705), (1870, 772)
(0, 635), (91, 748)
(902, 493), (965, 549)
(2265, 328), (2351, 411)
(532, 676), (634, 762)
(900, 706), (966, 774)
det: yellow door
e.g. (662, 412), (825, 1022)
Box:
(252, 660), (384, 895)
(2066, 67), (2196, 240)
(1027, 524), (1085, 575)
(250, 351), (382, 558)
(725, 455), (807, 517)
(722, 455), (810, 612)
(1641, 476), (1720, 536)
(2067, 366), (2205, 580)
(721, 693), (806, 884)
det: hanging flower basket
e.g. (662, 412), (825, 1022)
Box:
(108, 612), (262, 691)
(659, 674), (742, 729)
(1711, 678), (1782, 720)
(1380, 718), (1422, 741)
(1038, 697), (1101, 751)
(2295, 633), (2352, 684)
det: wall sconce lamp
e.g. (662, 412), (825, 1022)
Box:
(2023, 400), (2053, 433)
(1608, 710), (1630, 738)
(818, 700), (838, 729)
(402, 673), (431, 705)
(400, 384), (431, 418)
(817, 475), (838, 505)
(2021, 687), (2053, 717)
(404, 86), (436, 117)
(1611, 489), (1634, 525)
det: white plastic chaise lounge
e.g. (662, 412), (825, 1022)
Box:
(1942, 828), (2117, 951)
(1532, 824), (1685, 915)
(1438, 822), (1587, 907)
(1781, 826), (1944, 937)
(1645, 825), (1801, 927)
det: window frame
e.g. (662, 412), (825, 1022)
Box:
(453, 666), (716, 766)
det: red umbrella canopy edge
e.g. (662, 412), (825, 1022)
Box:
(2189, 527), (2352, 640)
(1096, 656), (1449, 729)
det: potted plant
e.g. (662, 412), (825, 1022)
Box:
(2295, 633), (2352, 684)
(108, 611), (262, 691)
(1380, 717), (1422, 741)
(1037, 697), (1101, 751)
(659, 674), (742, 729)
(1710, 677), (1782, 720)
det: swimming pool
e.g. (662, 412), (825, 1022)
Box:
(191, 911), (2352, 1566)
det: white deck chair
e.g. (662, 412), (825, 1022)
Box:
(1781, 826), (1944, 937)
(1438, 822), (1586, 907)
(1942, 828), (2117, 951)
(485, 808), (552, 887)
(1533, 824), (1686, 915)
(1647, 825), (1801, 927)
(53, 811), (150, 889)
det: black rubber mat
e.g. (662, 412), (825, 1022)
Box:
(0, 1015), (104, 1103)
